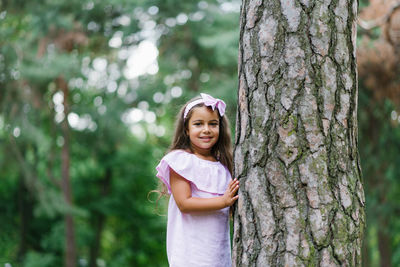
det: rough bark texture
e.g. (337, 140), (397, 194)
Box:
(233, 0), (366, 266)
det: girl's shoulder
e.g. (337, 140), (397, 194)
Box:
(164, 149), (188, 157)
(162, 149), (188, 161)
(164, 149), (220, 165)
(157, 149), (231, 194)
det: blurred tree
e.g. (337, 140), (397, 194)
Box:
(0, 0), (164, 266)
(233, 0), (365, 265)
(358, 1), (400, 266)
(0, 0), (241, 266)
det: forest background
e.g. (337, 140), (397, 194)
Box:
(1, 0), (400, 266)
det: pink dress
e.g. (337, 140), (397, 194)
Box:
(156, 149), (232, 267)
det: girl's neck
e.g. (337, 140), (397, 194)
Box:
(190, 145), (215, 161)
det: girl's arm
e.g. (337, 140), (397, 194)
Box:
(170, 169), (239, 213)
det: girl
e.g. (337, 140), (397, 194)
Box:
(156, 93), (239, 267)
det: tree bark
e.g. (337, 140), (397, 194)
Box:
(58, 77), (76, 267)
(233, 0), (366, 266)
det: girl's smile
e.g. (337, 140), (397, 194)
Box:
(187, 106), (220, 156)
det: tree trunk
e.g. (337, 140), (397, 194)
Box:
(17, 174), (32, 262)
(377, 218), (391, 267)
(362, 106), (392, 267)
(233, 0), (366, 266)
(59, 77), (76, 267)
(89, 213), (105, 267)
(89, 168), (112, 267)
(361, 234), (370, 267)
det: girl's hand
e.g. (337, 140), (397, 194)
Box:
(171, 169), (239, 212)
(222, 178), (239, 207)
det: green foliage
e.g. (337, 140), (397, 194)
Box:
(21, 53), (82, 84)
(23, 252), (59, 267)
(0, 0), (240, 266)
(358, 79), (400, 266)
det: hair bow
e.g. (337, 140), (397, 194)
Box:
(183, 93), (226, 119)
(200, 93), (226, 116)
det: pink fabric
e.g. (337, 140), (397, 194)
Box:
(156, 150), (232, 267)
(200, 93), (226, 117)
(183, 93), (226, 119)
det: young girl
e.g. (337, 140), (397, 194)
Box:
(156, 93), (239, 267)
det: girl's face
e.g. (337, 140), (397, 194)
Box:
(187, 106), (220, 153)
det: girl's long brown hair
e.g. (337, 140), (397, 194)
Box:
(169, 96), (233, 175)
(149, 96), (233, 209)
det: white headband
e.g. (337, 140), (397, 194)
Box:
(183, 93), (226, 119)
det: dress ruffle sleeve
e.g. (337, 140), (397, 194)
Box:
(156, 150), (231, 195)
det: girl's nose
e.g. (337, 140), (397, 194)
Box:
(203, 124), (210, 132)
